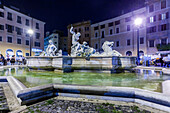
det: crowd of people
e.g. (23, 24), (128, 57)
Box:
(0, 54), (26, 66)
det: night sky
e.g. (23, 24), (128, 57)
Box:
(3, 0), (145, 35)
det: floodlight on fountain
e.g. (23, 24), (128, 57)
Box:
(27, 29), (34, 35)
(134, 18), (143, 26)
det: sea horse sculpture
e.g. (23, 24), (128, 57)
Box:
(101, 41), (122, 56)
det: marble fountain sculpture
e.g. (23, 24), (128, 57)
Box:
(26, 26), (136, 73)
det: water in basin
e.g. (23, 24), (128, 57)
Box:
(1, 67), (170, 92)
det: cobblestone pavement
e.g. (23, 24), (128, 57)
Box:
(21, 98), (152, 113)
(0, 85), (9, 113)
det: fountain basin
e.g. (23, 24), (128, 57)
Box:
(26, 56), (136, 73)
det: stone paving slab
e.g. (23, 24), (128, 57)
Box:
(0, 84), (10, 113)
(20, 97), (158, 113)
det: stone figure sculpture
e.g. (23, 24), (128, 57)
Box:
(46, 40), (57, 56)
(70, 26), (81, 56)
(70, 26), (97, 58)
(69, 26), (122, 58)
(40, 40), (62, 56)
(101, 41), (122, 56)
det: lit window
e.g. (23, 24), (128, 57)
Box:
(162, 13), (166, 20)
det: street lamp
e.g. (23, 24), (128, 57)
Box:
(134, 18), (143, 65)
(27, 29), (34, 56)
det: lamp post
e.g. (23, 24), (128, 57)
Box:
(134, 18), (143, 65)
(27, 29), (34, 56)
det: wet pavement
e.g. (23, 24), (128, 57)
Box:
(21, 98), (152, 113)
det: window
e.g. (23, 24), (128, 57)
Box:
(6, 24), (14, 33)
(26, 53), (29, 56)
(16, 27), (23, 35)
(149, 5), (154, 12)
(0, 25), (4, 30)
(85, 27), (89, 31)
(36, 23), (39, 29)
(149, 15), (156, 23)
(7, 12), (12, 21)
(0, 12), (4, 17)
(127, 39), (130, 46)
(85, 34), (89, 37)
(17, 38), (21, 44)
(159, 24), (169, 31)
(159, 12), (169, 20)
(162, 13), (166, 20)
(94, 26), (99, 30)
(140, 37), (144, 44)
(110, 29), (113, 35)
(26, 19), (29, 26)
(116, 41), (119, 47)
(17, 16), (22, 24)
(100, 24), (105, 29)
(149, 40), (154, 47)
(166, 12), (169, 19)
(7, 36), (12, 43)
(161, 24), (167, 31)
(26, 40), (29, 45)
(101, 31), (105, 38)
(125, 17), (131, 22)
(161, 38), (167, 45)
(127, 25), (130, 31)
(95, 44), (98, 49)
(161, 0), (166, 9)
(108, 22), (113, 27)
(116, 28), (119, 33)
(35, 42), (40, 47)
(0, 36), (2, 41)
(115, 20), (120, 25)
(147, 26), (156, 33)
(79, 28), (81, 32)
(35, 33), (40, 39)
(95, 32), (98, 37)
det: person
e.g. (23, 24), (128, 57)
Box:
(159, 56), (164, 67)
(22, 56), (26, 65)
(10, 55), (15, 65)
(0, 54), (5, 66)
(17, 56), (22, 65)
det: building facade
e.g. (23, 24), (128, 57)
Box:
(58, 36), (68, 55)
(0, 4), (45, 57)
(146, 0), (170, 55)
(90, 0), (170, 56)
(91, 8), (147, 56)
(67, 21), (91, 54)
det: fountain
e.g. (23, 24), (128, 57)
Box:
(26, 26), (136, 73)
